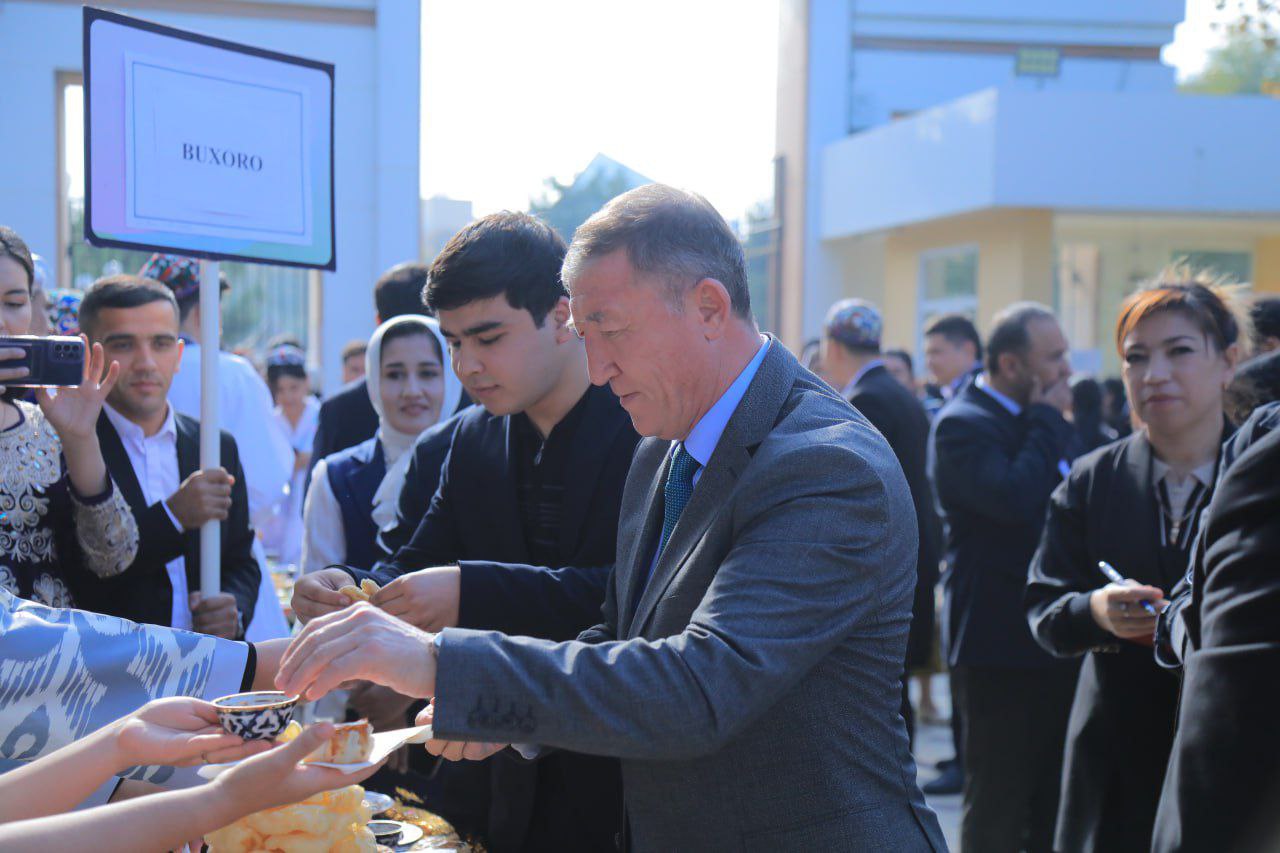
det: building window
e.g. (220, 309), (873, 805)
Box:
(918, 245), (979, 351)
(1173, 250), (1252, 284)
(59, 80), (318, 360)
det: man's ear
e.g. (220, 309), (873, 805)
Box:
(995, 351), (1019, 381)
(691, 278), (732, 340)
(175, 337), (185, 373)
(550, 296), (576, 344)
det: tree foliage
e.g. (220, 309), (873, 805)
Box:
(528, 169), (639, 241)
(1181, 0), (1280, 94)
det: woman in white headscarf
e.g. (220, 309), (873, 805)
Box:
(300, 316), (461, 575)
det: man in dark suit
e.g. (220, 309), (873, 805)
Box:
(929, 302), (1079, 852)
(280, 186), (946, 850)
(77, 276), (259, 638)
(820, 298), (941, 745)
(1153, 405), (1280, 852)
(309, 262), (437, 469)
(293, 212), (637, 853)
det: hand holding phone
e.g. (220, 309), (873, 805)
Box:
(35, 338), (120, 444)
(0, 335), (85, 390)
(0, 344), (30, 392)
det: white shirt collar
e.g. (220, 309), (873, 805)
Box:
(1150, 457), (1215, 489)
(103, 401), (177, 445)
(682, 336), (771, 468)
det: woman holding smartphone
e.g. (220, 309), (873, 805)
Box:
(1024, 269), (1245, 852)
(0, 225), (137, 607)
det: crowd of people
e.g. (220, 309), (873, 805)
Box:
(0, 182), (1278, 852)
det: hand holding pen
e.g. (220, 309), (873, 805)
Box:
(1089, 561), (1166, 642)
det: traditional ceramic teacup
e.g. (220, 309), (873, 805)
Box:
(212, 691), (297, 741)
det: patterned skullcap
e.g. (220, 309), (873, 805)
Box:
(824, 298), (882, 350)
(138, 254), (228, 302)
(265, 343), (307, 368)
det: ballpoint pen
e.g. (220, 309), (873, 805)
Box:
(1097, 561), (1159, 616)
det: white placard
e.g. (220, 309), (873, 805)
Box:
(123, 53), (312, 245)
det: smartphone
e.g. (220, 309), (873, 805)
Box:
(0, 335), (85, 388)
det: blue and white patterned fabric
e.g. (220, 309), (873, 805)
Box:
(0, 589), (248, 787)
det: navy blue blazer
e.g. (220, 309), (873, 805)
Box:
(929, 381), (1077, 668)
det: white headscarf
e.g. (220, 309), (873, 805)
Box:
(365, 315), (462, 531)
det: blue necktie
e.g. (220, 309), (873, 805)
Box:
(657, 444), (699, 558)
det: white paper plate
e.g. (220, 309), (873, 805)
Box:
(198, 723), (433, 780)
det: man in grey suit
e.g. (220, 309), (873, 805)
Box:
(277, 185), (946, 851)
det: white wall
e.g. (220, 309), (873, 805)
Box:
(847, 0), (1179, 130)
(0, 0), (419, 390)
(820, 87), (1280, 240)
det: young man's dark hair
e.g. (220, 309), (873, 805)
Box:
(425, 212), (567, 325)
(1251, 295), (1280, 352)
(924, 313), (983, 361)
(79, 275), (179, 339)
(373, 262), (432, 321)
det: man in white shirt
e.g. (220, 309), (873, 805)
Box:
(77, 275), (261, 638)
(135, 256), (291, 528)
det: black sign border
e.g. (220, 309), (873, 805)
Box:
(82, 6), (337, 271)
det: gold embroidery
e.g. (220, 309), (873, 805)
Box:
(0, 402), (62, 564)
(73, 484), (140, 578)
(0, 402), (140, 580)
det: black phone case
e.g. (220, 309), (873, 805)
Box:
(0, 336), (85, 388)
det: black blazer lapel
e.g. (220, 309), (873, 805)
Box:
(560, 387), (627, 558)
(96, 413), (146, 510)
(175, 415), (202, 583)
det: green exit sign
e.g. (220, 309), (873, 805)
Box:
(1016, 47), (1061, 77)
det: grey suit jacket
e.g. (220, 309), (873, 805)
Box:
(433, 341), (946, 852)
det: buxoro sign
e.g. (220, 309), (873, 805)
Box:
(82, 7), (336, 595)
(84, 6), (336, 269)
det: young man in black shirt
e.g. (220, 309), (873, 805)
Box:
(293, 212), (637, 853)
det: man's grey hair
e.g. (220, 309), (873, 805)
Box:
(561, 184), (752, 320)
(985, 301), (1058, 375)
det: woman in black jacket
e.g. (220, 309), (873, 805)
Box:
(1025, 269), (1246, 852)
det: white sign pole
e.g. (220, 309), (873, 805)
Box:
(198, 258), (221, 596)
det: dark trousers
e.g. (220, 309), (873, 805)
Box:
(953, 664), (1078, 853)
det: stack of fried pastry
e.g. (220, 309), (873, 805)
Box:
(204, 785), (376, 852)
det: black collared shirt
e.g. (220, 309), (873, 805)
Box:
(511, 389), (591, 567)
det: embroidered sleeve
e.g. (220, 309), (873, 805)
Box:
(71, 480), (140, 578)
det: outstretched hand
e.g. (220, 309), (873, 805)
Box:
(37, 337), (119, 442)
(275, 602), (436, 702)
(210, 723), (384, 816)
(110, 697), (272, 770)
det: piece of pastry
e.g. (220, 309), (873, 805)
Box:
(277, 719), (374, 764)
(338, 579), (381, 604)
(308, 719), (374, 764)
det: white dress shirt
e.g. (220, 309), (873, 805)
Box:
(168, 340), (292, 527)
(102, 402), (191, 630)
